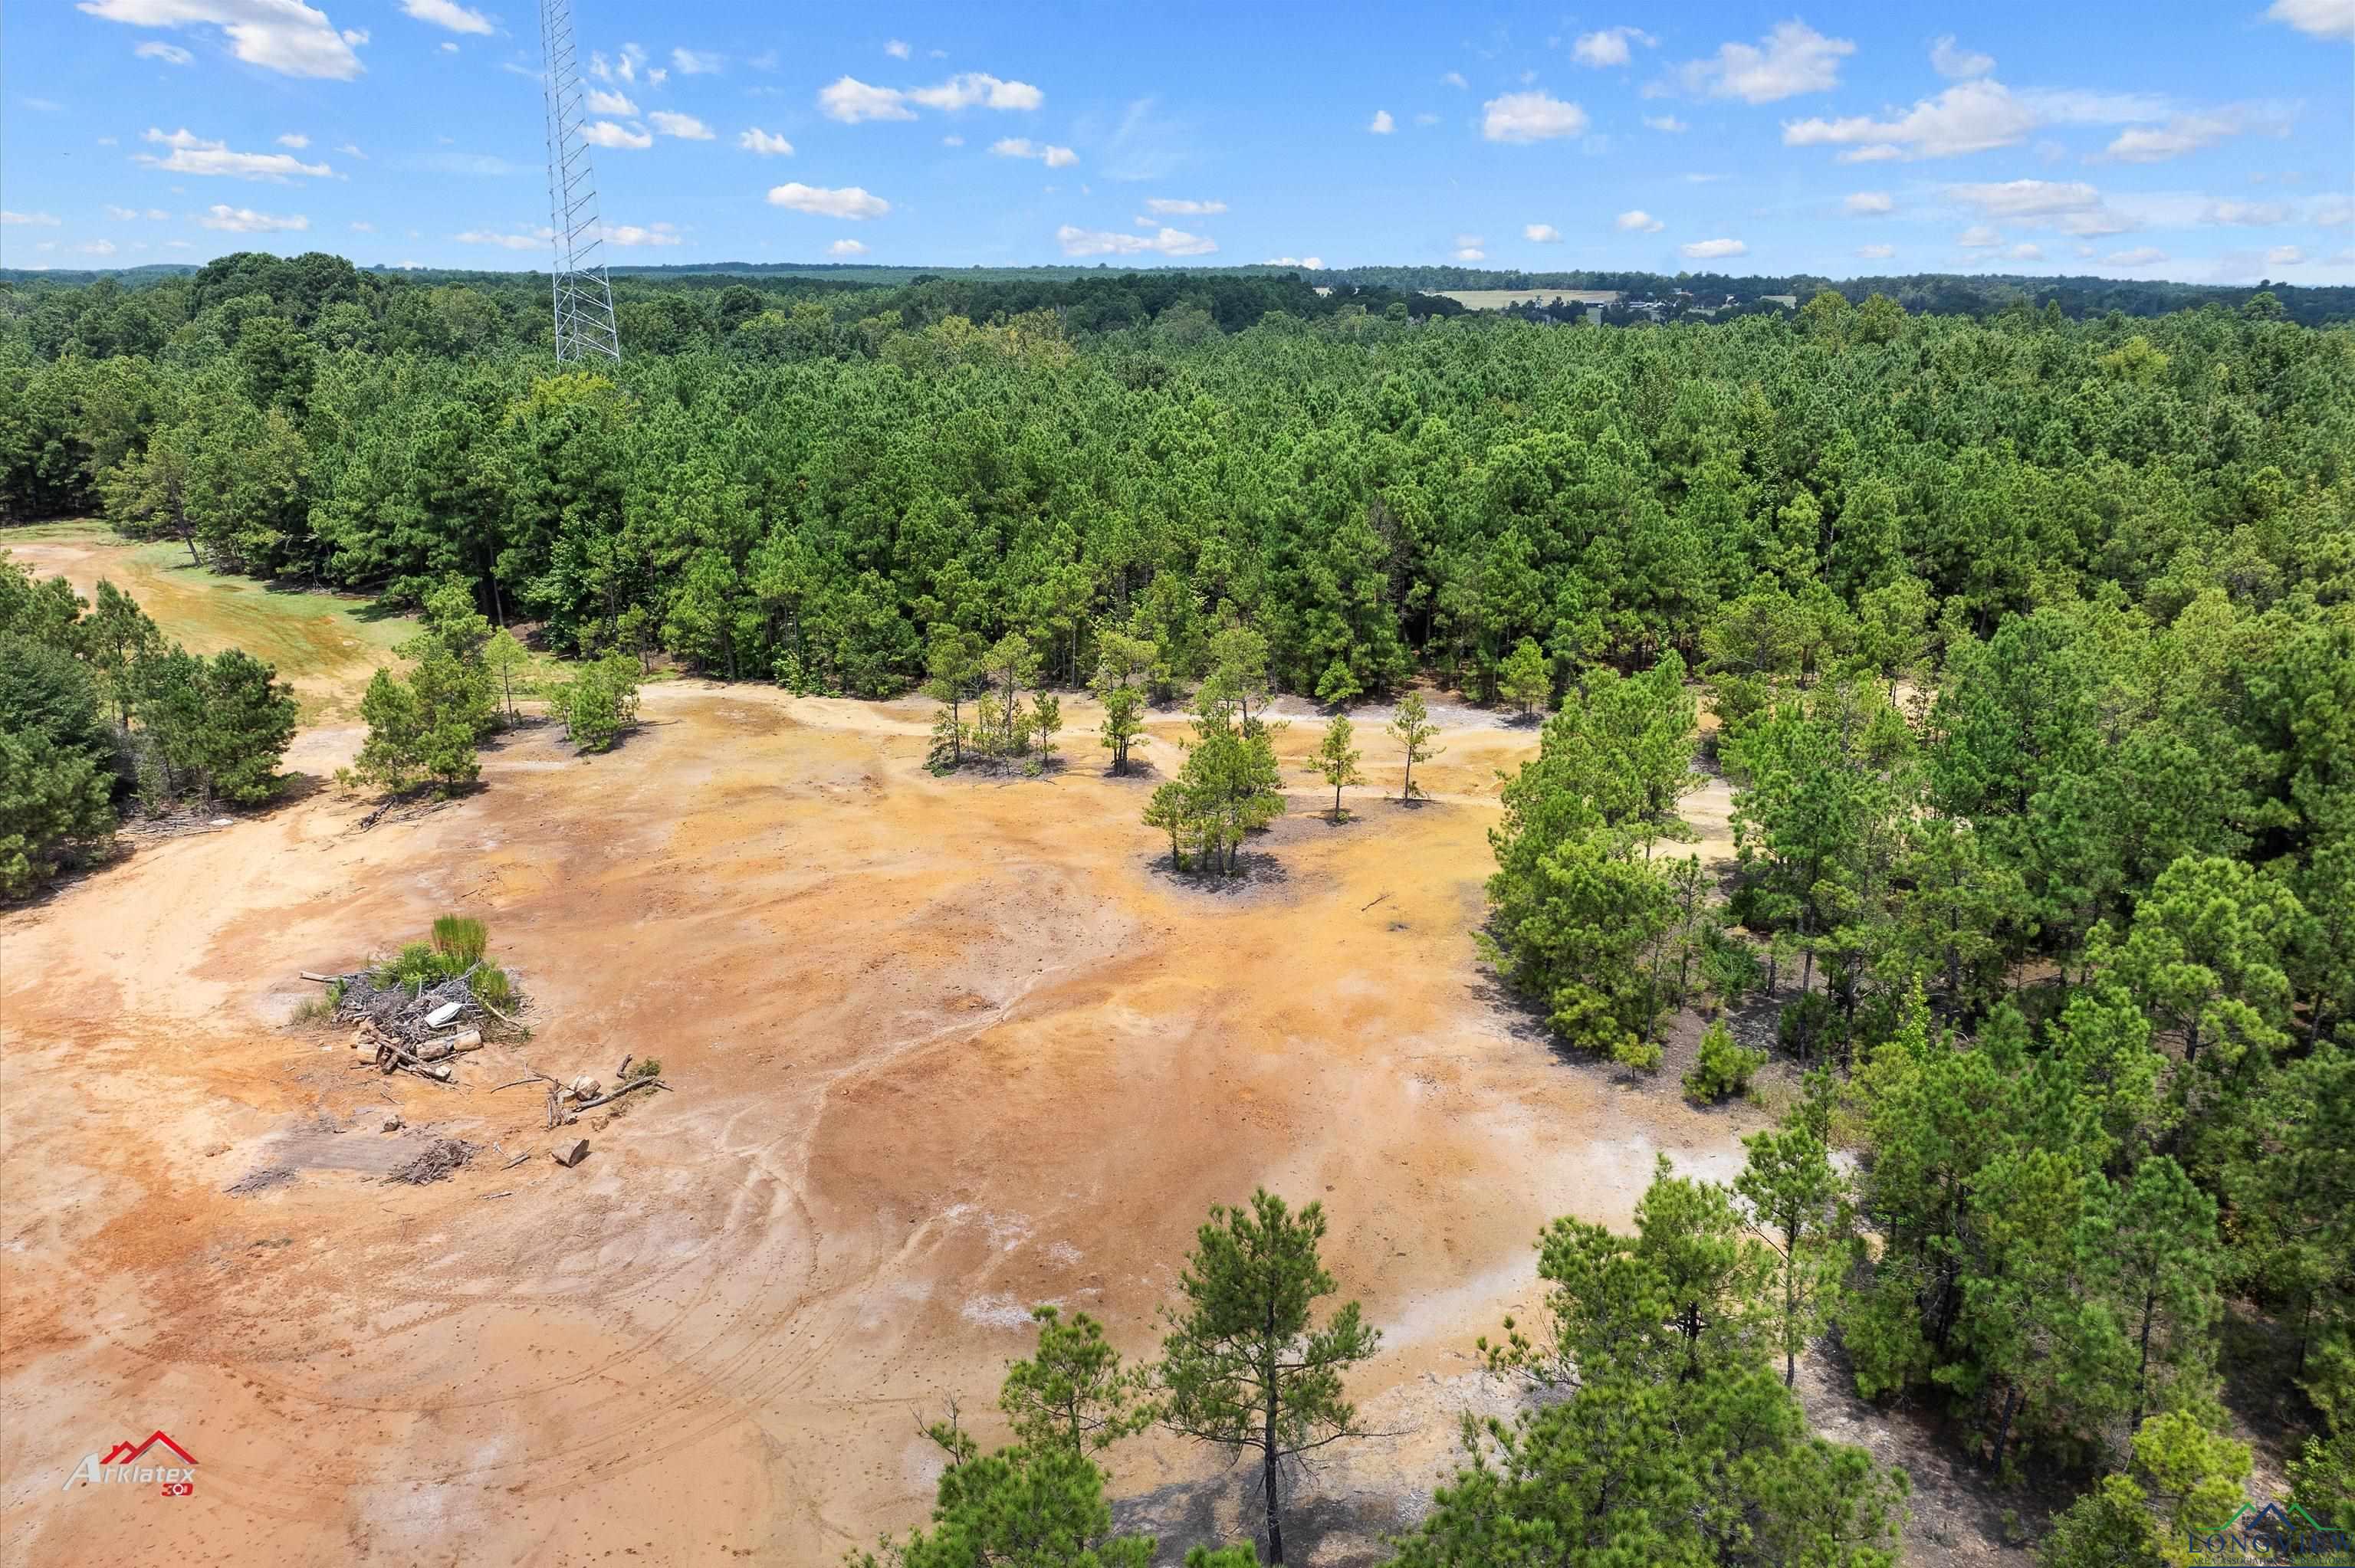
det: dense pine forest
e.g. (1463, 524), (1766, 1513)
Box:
(4, 249), (2352, 1563)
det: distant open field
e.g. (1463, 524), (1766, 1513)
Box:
(1437, 288), (1622, 310)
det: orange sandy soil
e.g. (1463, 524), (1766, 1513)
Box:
(0, 533), (2008, 1566)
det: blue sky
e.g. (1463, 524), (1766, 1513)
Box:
(3, 1), (2350, 283)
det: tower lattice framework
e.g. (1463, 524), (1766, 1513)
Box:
(538, 0), (621, 362)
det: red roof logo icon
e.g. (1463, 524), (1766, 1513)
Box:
(98, 1432), (196, 1467)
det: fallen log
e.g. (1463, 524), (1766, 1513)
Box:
(301, 971), (345, 984)
(616, 1053), (632, 1079)
(574, 1077), (667, 1112)
(501, 1152), (530, 1170)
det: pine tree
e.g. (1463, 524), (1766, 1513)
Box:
(1000, 1305), (1151, 1458)
(1158, 1191), (1378, 1565)
(1736, 1094), (1854, 1387)
(1388, 691), (1441, 802)
(1496, 636), (1550, 717)
(1313, 714), (1364, 822)
(484, 627), (530, 724)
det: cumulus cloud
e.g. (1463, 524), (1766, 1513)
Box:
(1946, 179), (2135, 235)
(603, 221), (682, 246)
(103, 205), (170, 219)
(82, 0), (364, 79)
(829, 238), (868, 255)
(455, 228), (548, 249)
(1680, 238), (1747, 258)
(769, 182), (890, 219)
(135, 126), (331, 179)
(1844, 190), (1894, 215)
(739, 127), (793, 155)
(649, 110), (714, 140)
(1615, 208), (1664, 232)
(1525, 222), (1562, 242)
(992, 137), (1078, 166)
(581, 120), (652, 149)
(821, 71), (1040, 123)
(275, 132), (308, 148)
(401, 0), (491, 34)
(1929, 35), (1994, 80)
(2265, 0), (2354, 38)
(1368, 109), (1394, 133)
(1678, 21), (1852, 103)
(672, 47), (721, 74)
(349, 219), (373, 231)
(2105, 246), (2169, 264)
(2, 210), (62, 225)
(2266, 244), (2307, 264)
(199, 202), (308, 231)
(2007, 242), (2044, 260)
(1263, 255), (1324, 268)
(1441, 71), (1467, 88)
(884, 38), (910, 58)
(1957, 224), (2002, 248)
(1572, 26), (1654, 67)
(133, 39), (192, 64)
(81, 239), (120, 255)
(1782, 79), (2038, 161)
(1145, 197), (1225, 215)
(1056, 223), (1215, 257)
(586, 87), (639, 116)
(1642, 114), (1687, 132)
(1481, 90), (1588, 143)
(2100, 111), (2261, 163)
(1856, 242), (1895, 259)
(2206, 199), (2290, 225)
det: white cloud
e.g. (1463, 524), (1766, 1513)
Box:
(2265, 0), (2354, 38)
(199, 202), (308, 232)
(2100, 112), (2257, 163)
(2, 210), (61, 225)
(649, 110), (714, 140)
(133, 39), (192, 64)
(1844, 190), (1894, 215)
(1957, 224), (2002, 248)
(603, 221), (682, 246)
(401, 0), (490, 34)
(1368, 110), (1394, 134)
(582, 120), (652, 149)
(455, 228), (547, 249)
(941, 134), (964, 146)
(1642, 113), (1687, 132)
(2266, 244), (2308, 265)
(2314, 195), (2353, 226)
(1572, 26), (1654, 67)
(80, 239), (119, 255)
(2104, 246), (2169, 264)
(276, 132), (309, 148)
(1680, 238), (1747, 259)
(349, 219), (373, 231)
(1929, 35), (1994, 80)
(102, 205), (170, 220)
(2207, 200), (2290, 225)
(2007, 242), (2044, 261)
(80, 0), (363, 79)
(1453, 245), (1486, 261)
(586, 87), (639, 116)
(829, 238), (868, 255)
(1678, 21), (1852, 103)
(990, 137), (1077, 167)
(672, 47), (721, 74)
(739, 127), (793, 156)
(1946, 179), (2136, 235)
(885, 39), (911, 59)
(908, 72), (1043, 110)
(1856, 242), (1895, 259)
(1783, 79), (2038, 161)
(1481, 90), (1588, 143)
(135, 126), (331, 179)
(1056, 224), (1215, 258)
(1263, 254), (1323, 268)
(769, 182), (890, 219)
(1440, 71), (1467, 88)
(1615, 208), (1664, 233)
(1145, 197), (1225, 215)
(1525, 223), (1562, 242)
(818, 76), (915, 122)
(338, 141), (363, 157)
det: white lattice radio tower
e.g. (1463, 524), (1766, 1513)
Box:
(538, 0), (621, 362)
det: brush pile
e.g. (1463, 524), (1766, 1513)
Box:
(304, 915), (524, 1085)
(386, 1137), (477, 1185)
